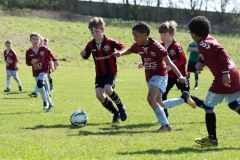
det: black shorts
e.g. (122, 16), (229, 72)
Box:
(187, 61), (197, 73)
(95, 74), (116, 88)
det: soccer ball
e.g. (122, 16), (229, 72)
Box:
(70, 110), (88, 127)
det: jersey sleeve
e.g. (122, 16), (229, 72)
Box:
(25, 50), (32, 66)
(174, 44), (186, 67)
(83, 42), (92, 59)
(46, 47), (58, 61)
(111, 40), (125, 52)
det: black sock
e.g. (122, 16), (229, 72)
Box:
(206, 113), (217, 139)
(102, 97), (118, 114)
(195, 74), (198, 86)
(164, 109), (169, 118)
(49, 78), (53, 85)
(238, 109), (240, 114)
(191, 95), (204, 108)
(109, 91), (124, 109)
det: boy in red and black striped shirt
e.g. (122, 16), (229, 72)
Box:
(80, 17), (127, 123)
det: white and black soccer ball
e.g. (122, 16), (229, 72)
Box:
(70, 110), (88, 127)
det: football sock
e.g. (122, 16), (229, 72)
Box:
(154, 106), (169, 126)
(49, 78), (53, 85)
(195, 73), (199, 86)
(102, 97), (118, 114)
(34, 84), (38, 94)
(163, 97), (184, 108)
(190, 95), (204, 108)
(44, 81), (50, 95)
(206, 113), (217, 139)
(39, 87), (47, 101)
(109, 91), (124, 109)
(237, 109), (240, 114)
(16, 79), (22, 87)
(6, 78), (10, 88)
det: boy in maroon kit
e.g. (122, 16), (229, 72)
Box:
(80, 17), (127, 123)
(25, 33), (59, 112)
(188, 16), (240, 146)
(3, 40), (22, 92)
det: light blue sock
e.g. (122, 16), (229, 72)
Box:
(163, 97), (185, 109)
(34, 84), (38, 94)
(154, 106), (169, 126)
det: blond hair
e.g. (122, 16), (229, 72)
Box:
(88, 17), (105, 30)
(158, 21), (178, 34)
(30, 32), (41, 40)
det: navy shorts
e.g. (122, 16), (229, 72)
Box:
(187, 61), (197, 73)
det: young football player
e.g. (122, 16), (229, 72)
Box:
(80, 17), (127, 123)
(188, 16), (240, 146)
(25, 33), (58, 112)
(3, 40), (23, 92)
(113, 22), (192, 132)
(29, 37), (53, 98)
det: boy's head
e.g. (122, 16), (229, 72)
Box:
(30, 32), (41, 47)
(188, 16), (211, 41)
(132, 22), (150, 45)
(88, 17), (105, 39)
(158, 21), (177, 43)
(43, 38), (48, 46)
(5, 40), (12, 49)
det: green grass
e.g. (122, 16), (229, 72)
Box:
(0, 13), (240, 159)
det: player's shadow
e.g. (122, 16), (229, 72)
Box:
(0, 111), (39, 116)
(3, 91), (27, 95)
(117, 147), (240, 155)
(22, 124), (73, 130)
(76, 129), (151, 136)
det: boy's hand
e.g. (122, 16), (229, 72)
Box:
(177, 75), (186, 83)
(80, 50), (86, 57)
(53, 61), (59, 69)
(138, 62), (143, 69)
(222, 73), (230, 87)
(112, 52), (121, 58)
(31, 59), (39, 64)
(195, 62), (205, 71)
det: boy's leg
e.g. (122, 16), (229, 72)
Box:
(48, 73), (53, 92)
(105, 74), (127, 121)
(29, 78), (38, 97)
(4, 70), (11, 92)
(194, 92), (222, 146)
(194, 72), (199, 89)
(37, 72), (53, 112)
(95, 76), (119, 123)
(13, 71), (22, 91)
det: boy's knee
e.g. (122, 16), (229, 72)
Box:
(37, 79), (44, 88)
(228, 100), (239, 110)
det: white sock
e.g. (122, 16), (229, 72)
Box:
(154, 106), (169, 126)
(6, 79), (10, 88)
(163, 97), (185, 109)
(39, 87), (47, 101)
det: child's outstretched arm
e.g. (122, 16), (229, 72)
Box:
(112, 48), (132, 57)
(163, 55), (186, 83)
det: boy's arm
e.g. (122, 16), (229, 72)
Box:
(113, 48), (132, 57)
(81, 43), (91, 59)
(25, 51), (33, 66)
(163, 55), (186, 83)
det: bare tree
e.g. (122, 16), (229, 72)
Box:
(157, 0), (161, 7)
(179, 0), (203, 11)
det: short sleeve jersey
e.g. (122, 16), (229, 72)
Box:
(25, 46), (57, 77)
(83, 35), (125, 76)
(161, 40), (187, 78)
(129, 38), (168, 81)
(188, 42), (200, 62)
(197, 35), (240, 94)
(4, 49), (18, 70)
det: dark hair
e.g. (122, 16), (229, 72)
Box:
(188, 16), (211, 37)
(159, 21), (177, 34)
(132, 22), (150, 36)
(5, 40), (12, 44)
(88, 17), (105, 30)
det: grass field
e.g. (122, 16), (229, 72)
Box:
(1, 11), (240, 159)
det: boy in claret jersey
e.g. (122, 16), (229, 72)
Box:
(188, 16), (240, 147)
